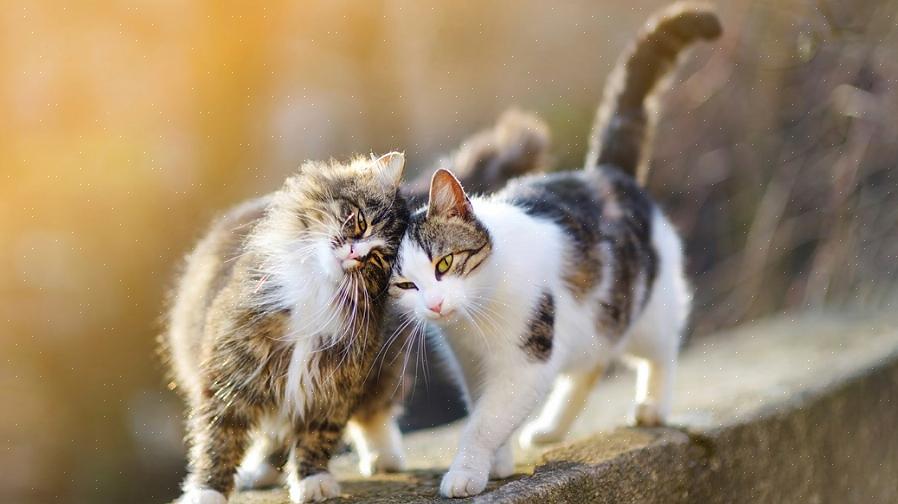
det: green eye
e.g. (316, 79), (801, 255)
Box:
(394, 281), (417, 290)
(436, 254), (453, 275)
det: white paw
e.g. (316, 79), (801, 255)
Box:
(178, 487), (227, 504)
(288, 472), (341, 503)
(633, 402), (667, 427)
(236, 460), (283, 490)
(439, 468), (488, 498)
(359, 448), (406, 477)
(490, 447), (515, 479)
(518, 421), (565, 448)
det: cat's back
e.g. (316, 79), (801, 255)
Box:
(500, 166), (656, 245)
(500, 167), (660, 342)
(165, 195), (272, 392)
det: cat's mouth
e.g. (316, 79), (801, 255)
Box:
(424, 307), (456, 321)
(340, 258), (363, 271)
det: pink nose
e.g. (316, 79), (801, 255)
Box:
(428, 300), (443, 314)
(347, 245), (359, 260)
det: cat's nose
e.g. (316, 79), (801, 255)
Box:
(427, 300), (443, 314)
(347, 244), (360, 260)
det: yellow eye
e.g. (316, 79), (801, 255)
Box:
(357, 214), (367, 234)
(436, 254), (453, 275)
(394, 281), (417, 290)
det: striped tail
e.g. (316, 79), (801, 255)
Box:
(586, 2), (721, 184)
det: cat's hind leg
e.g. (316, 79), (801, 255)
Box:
(624, 209), (690, 427)
(622, 275), (686, 427)
(235, 423), (291, 490)
(347, 407), (406, 477)
(631, 355), (676, 427)
(518, 365), (605, 448)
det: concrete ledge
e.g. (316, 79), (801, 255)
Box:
(233, 313), (898, 503)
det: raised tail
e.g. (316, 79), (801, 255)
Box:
(404, 109), (550, 205)
(586, 2), (721, 184)
(449, 108), (550, 193)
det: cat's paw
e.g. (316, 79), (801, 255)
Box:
(288, 472), (340, 503)
(236, 460), (283, 490)
(490, 447), (515, 479)
(178, 487), (227, 504)
(633, 402), (666, 427)
(439, 468), (488, 498)
(518, 421), (565, 448)
(358, 448), (406, 477)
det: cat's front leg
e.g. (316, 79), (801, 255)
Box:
(179, 401), (255, 504)
(490, 441), (515, 479)
(287, 421), (345, 503)
(440, 366), (552, 498)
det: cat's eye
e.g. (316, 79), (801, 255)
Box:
(356, 210), (367, 234)
(436, 254), (453, 275)
(394, 281), (417, 290)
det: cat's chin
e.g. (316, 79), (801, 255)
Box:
(315, 256), (346, 284)
(422, 310), (458, 324)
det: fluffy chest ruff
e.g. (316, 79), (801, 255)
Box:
(281, 325), (378, 420)
(280, 278), (381, 418)
(209, 270), (386, 424)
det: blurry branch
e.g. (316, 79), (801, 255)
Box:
(653, 0), (898, 335)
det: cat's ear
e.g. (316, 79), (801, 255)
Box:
(428, 168), (473, 220)
(370, 151), (406, 187)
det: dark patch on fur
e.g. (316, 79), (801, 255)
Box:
(504, 167), (658, 342)
(521, 292), (555, 361)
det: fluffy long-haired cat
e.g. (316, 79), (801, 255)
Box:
(165, 153), (410, 504)
(390, 4), (721, 498)
(163, 112), (550, 503)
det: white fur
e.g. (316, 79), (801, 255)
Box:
(347, 408), (406, 477)
(178, 487), (227, 504)
(393, 200), (690, 497)
(235, 459), (281, 491)
(236, 416), (291, 490)
(281, 253), (349, 417)
(288, 471), (341, 503)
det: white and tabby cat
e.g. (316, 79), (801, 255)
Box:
(389, 4), (721, 498)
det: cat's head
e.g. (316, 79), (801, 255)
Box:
(391, 169), (493, 323)
(256, 152), (409, 297)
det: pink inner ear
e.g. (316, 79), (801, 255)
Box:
(429, 170), (471, 219)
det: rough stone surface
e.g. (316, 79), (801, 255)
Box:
(222, 312), (898, 503)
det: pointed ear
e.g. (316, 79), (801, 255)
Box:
(428, 168), (473, 220)
(370, 151), (405, 187)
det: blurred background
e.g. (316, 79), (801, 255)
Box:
(2, 0), (897, 502)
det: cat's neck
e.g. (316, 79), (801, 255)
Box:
(465, 197), (566, 310)
(248, 225), (353, 341)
